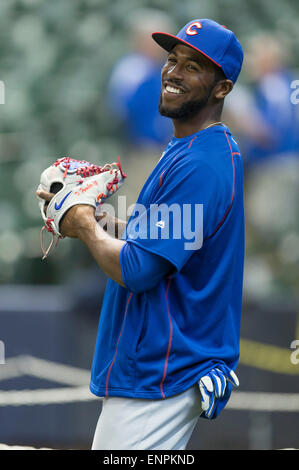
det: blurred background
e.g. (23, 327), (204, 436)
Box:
(0, 0), (298, 450)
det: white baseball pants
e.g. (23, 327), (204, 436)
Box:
(91, 384), (202, 450)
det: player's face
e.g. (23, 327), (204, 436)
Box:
(159, 44), (217, 121)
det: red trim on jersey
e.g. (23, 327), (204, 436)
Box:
(105, 292), (133, 397)
(188, 136), (198, 149)
(158, 170), (165, 189)
(160, 278), (173, 399)
(207, 130), (236, 239)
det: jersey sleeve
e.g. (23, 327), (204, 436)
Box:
(124, 155), (225, 272)
(120, 242), (173, 294)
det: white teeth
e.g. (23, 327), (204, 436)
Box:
(165, 85), (183, 94)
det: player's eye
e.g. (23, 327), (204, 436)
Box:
(187, 63), (198, 71)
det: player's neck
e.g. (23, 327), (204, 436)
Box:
(172, 107), (222, 139)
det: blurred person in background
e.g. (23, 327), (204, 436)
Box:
(107, 9), (174, 151)
(226, 33), (299, 167)
(107, 9), (174, 210)
(224, 33), (299, 301)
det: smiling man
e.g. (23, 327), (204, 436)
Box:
(37, 19), (244, 450)
(159, 45), (227, 125)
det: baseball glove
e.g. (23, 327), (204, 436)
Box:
(37, 156), (126, 259)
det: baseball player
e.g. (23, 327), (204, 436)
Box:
(37, 19), (244, 450)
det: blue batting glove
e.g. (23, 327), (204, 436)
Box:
(198, 365), (239, 419)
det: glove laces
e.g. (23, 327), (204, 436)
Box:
(40, 218), (62, 260)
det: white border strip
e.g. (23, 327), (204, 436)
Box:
(0, 386), (98, 406)
(0, 355), (90, 385)
(0, 388), (297, 411)
(228, 392), (299, 412)
(0, 356), (298, 411)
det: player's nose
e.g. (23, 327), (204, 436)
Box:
(166, 62), (185, 81)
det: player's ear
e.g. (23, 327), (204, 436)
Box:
(214, 79), (234, 100)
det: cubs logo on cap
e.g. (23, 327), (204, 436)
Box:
(152, 19), (243, 83)
(186, 22), (202, 35)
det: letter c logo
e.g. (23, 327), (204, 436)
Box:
(186, 22), (202, 36)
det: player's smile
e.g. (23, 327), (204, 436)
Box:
(163, 81), (187, 98)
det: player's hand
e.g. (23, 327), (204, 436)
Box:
(36, 189), (96, 238)
(36, 189), (54, 213)
(198, 365), (239, 419)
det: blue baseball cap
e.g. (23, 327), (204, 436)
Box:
(152, 19), (243, 83)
